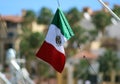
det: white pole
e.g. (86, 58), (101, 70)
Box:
(98, 0), (120, 21)
(67, 63), (74, 84)
(0, 72), (11, 84)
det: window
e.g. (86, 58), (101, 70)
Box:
(6, 21), (17, 28)
(7, 32), (14, 38)
(103, 75), (111, 81)
(4, 43), (13, 50)
(115, 75), (120, 82)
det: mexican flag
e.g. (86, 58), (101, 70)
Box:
(36, 8), (74, 73)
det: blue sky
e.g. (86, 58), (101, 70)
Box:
(0, 0), (120, 15)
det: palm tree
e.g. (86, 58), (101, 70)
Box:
(20, 32), (45, 58)
(98, 49), (120, 82)
(74, 59), (90, 83)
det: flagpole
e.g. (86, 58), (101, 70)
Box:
(98, 0), (120, 22)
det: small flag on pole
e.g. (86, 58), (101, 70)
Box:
(36, 7), (74, 73)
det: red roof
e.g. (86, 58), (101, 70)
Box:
(0, 15), (23, 23)
(74, 51), (98, 60)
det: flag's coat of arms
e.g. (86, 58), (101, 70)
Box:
(56, 35), (62, 46)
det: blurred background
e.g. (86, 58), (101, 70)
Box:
(0, 0), (120, 84)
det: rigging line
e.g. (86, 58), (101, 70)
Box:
(98, 0), (120, 22)
(57, 0), (60, 7)
(83, 56), (102, 84)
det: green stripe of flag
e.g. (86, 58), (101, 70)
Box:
(51, 7), (74, 40)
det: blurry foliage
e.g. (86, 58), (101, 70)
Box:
(74, 60), (89, 80)
(66, 8), (82, 27)
(88, 29), (98, 41)
(20, 32), (45, 59)
(98, 49), (120, 74)
(29, 32), (44, 48)
(37, 60), (51, 77)
(69, 26), (86, 47)
(101, 38), (118, 50)
(65, 25), (88, 57)
(20, 31), (49, 76)
(22, 10), (36, 26)
(64, 8), (83, 57)
(20, 7), (54, 77)
(113, 5), (120, 17)
(37, 7), (53, 25)
(92, 11), (111, 34)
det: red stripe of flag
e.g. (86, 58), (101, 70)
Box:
(36, 41), (65, 73)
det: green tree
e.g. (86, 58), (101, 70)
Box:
(88, 29), (98, 41)
(22, 10), (36, 27)
(20, 10), (37, 57)
(92, 11), (111, 35)
(20, 32), (51, 76)
(20, 9), (54, 77)
(74, 60), (89, 81)
(98, 49), (120, 81)
(69, 26), (86, 47)
(37, 7), (53, 25)
(65, 25), (89, 57)
(66, 8), (82, 27)
(99, 49), (119, 72)
(113, 5), (120, 17)
(29, 32), (44, 48)
(20, 32), (45, 59)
